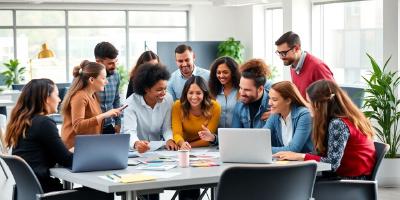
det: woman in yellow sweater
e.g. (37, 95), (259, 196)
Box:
(172, 76), (221, 150)
(61, 60), (123, 149)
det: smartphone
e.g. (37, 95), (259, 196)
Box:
(119, 104), (128, 111)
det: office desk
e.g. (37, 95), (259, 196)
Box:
(50, 151), (331, 200)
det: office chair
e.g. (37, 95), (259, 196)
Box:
(340, 85), (365, 108)
(0, 114), (9, 179)
(312, 142), (389, 200)
(0, 154), (108, 200)
(216, 162), (317, 200)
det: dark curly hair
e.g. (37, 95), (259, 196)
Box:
(133, 63), (170, 95)
(240, 58), (271, 88)
(208, 56), (240, 98)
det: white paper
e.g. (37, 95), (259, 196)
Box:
(141, 171), (181, 179)
(149, 141), (165, 151)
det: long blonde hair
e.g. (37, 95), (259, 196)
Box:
(306, 80), (374, 154)
(5, 79), (55, 148)
(61, 60), (104, 116)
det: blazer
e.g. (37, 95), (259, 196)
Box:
(263, 104), (313, 153)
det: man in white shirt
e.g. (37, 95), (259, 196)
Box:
(123, 63), (178, 153)
(167, 44), (210, 101)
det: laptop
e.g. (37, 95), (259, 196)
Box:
(71, 134), (130, 172)
(218, 128), (272, 164)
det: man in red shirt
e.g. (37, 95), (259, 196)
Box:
(275, 31), (334, 99)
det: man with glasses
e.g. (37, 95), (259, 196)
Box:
(95, 41), (121, 134)
(275, 31), (334, 98)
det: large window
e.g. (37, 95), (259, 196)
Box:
(0, 9), (188, 82)
(264, 8), (283, 82)
(312, 0), (383, 85)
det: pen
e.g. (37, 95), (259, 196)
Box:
(106, 174), (114, 180)
(113, 173), (121, 178)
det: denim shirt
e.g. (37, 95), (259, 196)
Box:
(263, 104), (313, 154)
(216, 88), (238, 128)
(231, 87), (270, 128)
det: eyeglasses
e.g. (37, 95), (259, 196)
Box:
(275, 47), (294, 57)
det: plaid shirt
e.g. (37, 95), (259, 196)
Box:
(97, 72), (121, 126)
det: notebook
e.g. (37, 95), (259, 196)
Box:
(218, 128), (272, 164)
(71, 134), (130, 172)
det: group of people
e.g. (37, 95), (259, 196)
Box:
(2, 31), (377, 200)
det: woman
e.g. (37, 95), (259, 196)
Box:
(123, 63), (177, 154)
(274, 80), (376, 180)
(208, 56), (240, 128)
(4, 79), (112, 200)
(61, 60), (122, 149)
(172, 76), (221, 150)
(264, 81), (313, 154)
(126, 51), (160, 98)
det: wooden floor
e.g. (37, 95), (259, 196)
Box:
(1, 162), (400, 200)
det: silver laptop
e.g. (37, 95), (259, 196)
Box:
(218, 128), (272, 164)
(71, 134), (130, 172)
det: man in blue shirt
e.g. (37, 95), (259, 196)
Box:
(232, 59), (271, 128)
(167, 44), (209, 101)
(95, 42), (121, 134)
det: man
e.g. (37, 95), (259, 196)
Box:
(231, 59), (271, 128)
(167, 44), (210, 101)
(94, 41), (121, 134)
(275, 31), (334, 99)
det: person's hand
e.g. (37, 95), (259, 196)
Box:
(198, 125), (216, 142)
(179, 141), (191, 150)
(114, 125), (121, 133)
(261, 110), (271, 121)
(134, 140), (150, 153)
(273, 151), (305, 161)
(165, 139), (178, 151)
(103, 108), (122, 118)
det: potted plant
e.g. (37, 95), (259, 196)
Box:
(117, 65), (129, 96)
(217, 37), (245, 64)
(363, 53), (400, 186)
(1, 59), (26, 88)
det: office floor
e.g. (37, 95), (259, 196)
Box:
(1, 164), (400, 200)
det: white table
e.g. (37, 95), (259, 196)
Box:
(50, 150), (331, 200)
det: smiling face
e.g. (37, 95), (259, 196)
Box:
(216, 63), (232, 86)
(97, 57), (118, 75)
(276, 43), (298, 66)
(268, 88), (291, 115)
(145, 80), (168, 103)
(90, 68), (108, 92)
(187, 83), (204, 108)
(239, 77), (263, 104)
(175, 50), (195, 78)
(45, 85), (61, 114)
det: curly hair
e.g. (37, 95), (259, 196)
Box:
(240, 58), (271, 88)
(133, 63), (170, 95)
(208, 56), (240, 98)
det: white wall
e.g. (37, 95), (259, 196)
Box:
(189, 5), (255, 60)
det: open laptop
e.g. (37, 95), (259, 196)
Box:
(71, 134), (130, 172)
(218, 128), (272, 164)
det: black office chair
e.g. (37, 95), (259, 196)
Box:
(216, 162), (317, 200)
(312, 142), (389, 200)
(0, 154), (110, 200)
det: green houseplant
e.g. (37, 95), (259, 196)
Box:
(362, 53), (400, 158)
(218, 37), (245, 64)
(117, 65), (129, 93)
(1, 59), (26, 88)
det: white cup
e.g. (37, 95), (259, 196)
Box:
(178, 150), (190, 168)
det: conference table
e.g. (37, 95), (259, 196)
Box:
(50, 149), (331, 200)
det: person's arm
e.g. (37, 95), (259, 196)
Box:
(38, 117), (73, 167)
(167, 79), (177, 101)
(122, 105), (139, 149)
(161, 98), (173, 142)
(113, 74), (121, 125)
(192, 102), (222, 147)
(305, 119), (350, 171)
(71, 94), (100, 133)
(172, 101), (184, 145)
(272, 110), (312, 153)
(231, 103), (242, 128)
(314, 62), (334, 81)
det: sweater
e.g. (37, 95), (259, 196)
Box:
(291, 53), (334, 99)
(172, 100), (221, 147)
(61, 90), (103, 149)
